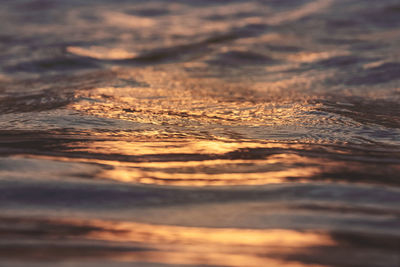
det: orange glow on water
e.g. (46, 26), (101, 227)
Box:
(28, 218), (334, 267)
(2, 0), (400, 266)
(99, 158), (320, 186)
(67, 46), (137, 60)
(67, 140), (300, 156)
(26, 137), (335, 186)
(86, 219), (335, 247)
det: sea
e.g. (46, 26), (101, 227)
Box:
(0, 0), (400, 266)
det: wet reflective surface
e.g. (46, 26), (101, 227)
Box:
(1, 0), (400, 266)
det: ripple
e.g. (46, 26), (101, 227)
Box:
(0, 216), (399, 266)
(1, 0), (400, 266)
(66, 46), (138, 60)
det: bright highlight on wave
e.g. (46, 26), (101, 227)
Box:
(1, 216), (335, 267)
(67, 46), (137, 60)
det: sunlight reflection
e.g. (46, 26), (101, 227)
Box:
(67, 46), (137, 60)
(99, 155), (321, 186)
(68, 140), (300, 155)
(87, 220), (335, 247)
(26, 146), (335, 186)
(55, 137), (333, 186)
(36, 218), (334, 267)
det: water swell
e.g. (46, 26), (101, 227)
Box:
(1, 0), (400, 266)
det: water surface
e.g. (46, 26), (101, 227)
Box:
(1, 0), (400, 266)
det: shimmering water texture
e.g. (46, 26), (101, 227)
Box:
(1, 0), (400, 266)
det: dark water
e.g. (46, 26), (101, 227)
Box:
(1, 0), (400, 266)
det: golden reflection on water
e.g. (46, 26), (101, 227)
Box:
(31, 218), (334, 267)
(2, 0), (400, 266)
(34, 137), (339, 186)
(62, 68), (346, 186)
(67, 46), (138, 60)
(68, 140), (299, 156)
(29, 150), (336, 186)
(69, 64), (322, 128)
(88, 220), (334, 247)
(99, 155), (321, 186)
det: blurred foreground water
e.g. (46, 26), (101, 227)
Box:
(0, 0), (400, 266)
